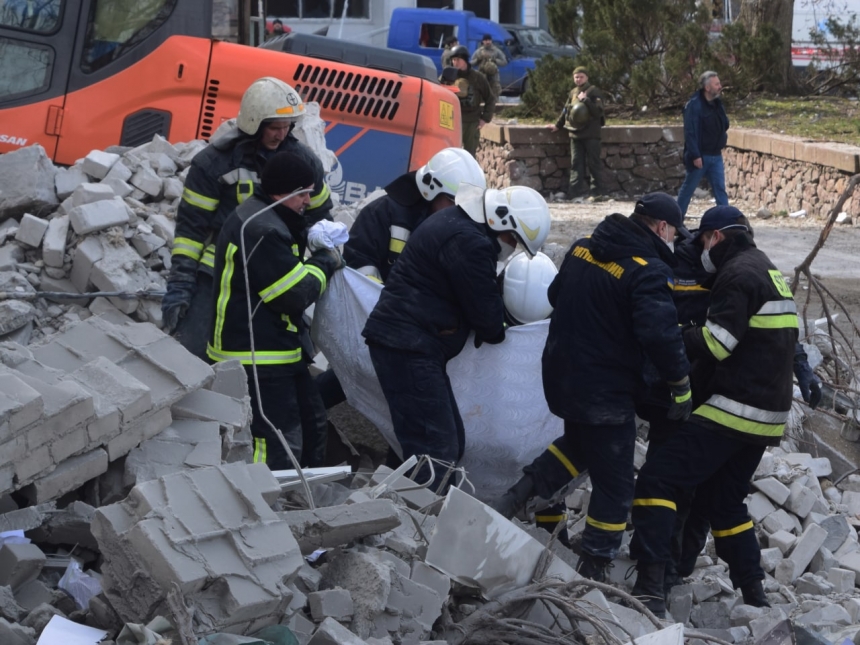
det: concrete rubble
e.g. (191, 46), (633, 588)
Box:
(3, 136), (860, 644)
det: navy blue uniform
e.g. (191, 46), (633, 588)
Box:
(363, 206), (505, 486)
(525, 213), (689, 560)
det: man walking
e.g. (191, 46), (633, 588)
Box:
(629, 206), (798, 617)
(550, 67), (605, 200)
(445, 46), (495, 157)
(471, 34), (507, 100)
(491, 193), (691, 581)
(677, 71), (729, 217)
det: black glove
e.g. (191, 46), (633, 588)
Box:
(795, 361), (822, 410)
(312, 248), (346, 272)
(667, 377), (692, 421)
(475, 327), (506, 349)
(162, 255), (198, 334)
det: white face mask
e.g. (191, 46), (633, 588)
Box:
(663, 229), (674, 253)
(498, 238), (517, 263)
(701, 237), (717, 273)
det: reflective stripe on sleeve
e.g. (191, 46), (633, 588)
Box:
(712, 521), (754, 538)
(694, 394), (787, 438)
(172, 236), (205, 261)
(586, 516), (627, 532)
(182, 187), (219, 211)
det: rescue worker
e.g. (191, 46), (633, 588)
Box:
(206, 150), (344, 470)
(491, 192), (692, 582)
(444, 45), (495, 158)
(344, 147), (487, 283)
(637, 207), (821, 598)
(471, 34), (507, 100)
(362, 185), (551, 490)
(162, 77), (333, 359)
(629, 206), (799, 617)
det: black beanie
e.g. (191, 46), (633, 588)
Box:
(261, 151), (316, 196)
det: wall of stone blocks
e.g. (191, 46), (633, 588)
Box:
(477, 124), (860, 218)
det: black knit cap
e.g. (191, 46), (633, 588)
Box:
(633, 192), (683, 229)
(261, 150), (316, 196)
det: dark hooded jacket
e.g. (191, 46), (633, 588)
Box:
(542, 214), (689, 424)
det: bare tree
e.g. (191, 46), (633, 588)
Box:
(736, 0), (796, 89)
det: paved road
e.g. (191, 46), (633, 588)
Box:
(755, 224), (860, 280)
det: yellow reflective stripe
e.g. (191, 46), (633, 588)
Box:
(712, 521), (754, 538)
(586, 516), (627, 532)
(182, 187), (219, 211)
(673, 284), (708, 292)
(535, 514), (567, 523)
(694, 404), (785, 437)
(305, 264), (327, 294)
(749, 314), (799, 329)
(757, 299), (797, 315)
(389, 238), (406, 253)
(253, 438), (267, 463)
(207, 346), (303, 365)
(674, 389), (692, 403)
(706, 320), (739, 351)
(702, 326), (731, 361)
(309, 182), (331, 210)
(633, 498), (677, 511)
(548, 443), (579, 478)
(259, 264), (308, 303)
(172, 236), (205, 261)
(211, 244), (237, 353)
(701, 394), (788, 423)
(631, 256), (648, 266)
(200, 244), (216, 268)
(237, 180), (254, 204)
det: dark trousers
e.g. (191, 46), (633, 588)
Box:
(569, 137), (603, 196)
(368, 344), (465, 491)
(630, 420), (766, 588)
(247, 365), (328, 470)
(525, 419), (636, 560)
(462, 120), (481, 158)
(174, 272), (213, 362)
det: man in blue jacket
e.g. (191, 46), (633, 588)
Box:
(677, 71), (729, 217)
(491, 192), (691, 581)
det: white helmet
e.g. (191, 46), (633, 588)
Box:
(415, 147), (486, 201)
(237, 77), (305, 136)
(456, 184), (551, 257)
(502, 252), (558, 324)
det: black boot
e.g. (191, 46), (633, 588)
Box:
(631, 562), (666, 618)
(741, 580), (770, 608)
(489, 474), (534, 519)
(576, 552), (612, 582)
(663, 562), (681, 596)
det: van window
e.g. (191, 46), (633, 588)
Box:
(419, 22), (455, 48)
(81, 0), (176, 73)
(0, 37), (52, 99)
(0, 0), (62, 33)
(268, 0), (368, 19)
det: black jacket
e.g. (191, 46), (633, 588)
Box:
(683, 233), (798, 445)
(172, 125), (332, 277)
(362, 206), (505, 361)
(207, 189), (340, 375)
(343, 172), (433, 282)
(682, 89), (729, 169)
(672, 237), (713, 326)
(542, 214), (689, 424)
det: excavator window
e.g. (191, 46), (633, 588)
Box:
(0, 0), (62, 33)
(80, 0), (176, 73)
(0, 37), (52, 98)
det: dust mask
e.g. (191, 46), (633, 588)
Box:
(701, 238), (717, 273)
(663, 229), (674, 253)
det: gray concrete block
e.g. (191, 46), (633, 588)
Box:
(808, 545), (836, 574)
(69, 197), (130, 235)
(383, 570), (442, 642)
(130, 166), (163, 197)
(102, 176), (133, 199)
(49, 424), (89, 462)
(785, 480), (817, 519)
(70, 182), (115, 208)
(730, 603), (765, 628)
(54, 166), (87, 201)
(16, 375), (94, 450)
(123, 419), (221, 486)
(788, 523), (828, 580)
(146, 213), (175, 245)
(763, 508), (801, 535)
(208, 359), (248, 399)
(749, 611), (789, 642)
(747, 492), (776, 522)
(308, 617), (368, 645)
(691, 600), (731, 630)
(692, 578), (721, 603)
(70, 236), (104, 292)
(131, 231), (166, 257)
(844, 597), (860, 622)
(410, 561), (450, 601)
(793, 572), (833, 595)
(0, 372), (43, 439)
(752, 477), (791, 506)
(172, 387), (248, 430)
(82, 149), (120, 180)
(320, 550), (392, 639)
(280, 499), (401, 555)
(836, 550), (860, 586)
(827, 567), (855, 593)
(309, 589), (354, 622)
(768, 529), (796, 555)
(104, 158), (133, 183)
(794, 603), (852, 628)
(0, 617), (35, 645)
(667, 583), (693, 626)
(842, 490), (860, 515)
(0, 145), (58, 220)
(106, 406), (172, 461)
(761, 547), (783, 573)
(774, 559), (795, 586)
(21, 448), (108, 504)
(14, 214), (48, 248)
(124, 334), (214, 397)
(0, 244), (24, 271)
(163, 176), (184, 200)
(42, 216), (69, 268)
(0, 543), (45, 590)
(37, 275), (89, 306)
(0, 585), (25, 622)
(69, 356), (152, 424)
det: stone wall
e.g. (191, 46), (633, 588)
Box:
(477, 124), (860, 217)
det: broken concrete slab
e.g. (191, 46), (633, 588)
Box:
(123, 419), (221, 485)
(309, 589), (354, 622)
(0, 543), (45, 591)
(0, 145), (58, 221)
(41, 216), (69, 269)
(308, 617), (368, 645)
(319, 549), (392, 640)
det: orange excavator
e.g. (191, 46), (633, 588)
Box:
(0, 0), (461, 203)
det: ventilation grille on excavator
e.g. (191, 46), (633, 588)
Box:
(292, 63), (402, 121)
(199, 79), (221, 141)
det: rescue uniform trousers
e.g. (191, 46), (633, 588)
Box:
(368, 344), (465, 492)
(174, 272), (214, 362)
(630, 419), (766, 588)
(247, 365), (328, 470)
(569, 137), (603, 196)
(524, 419), (636, 560)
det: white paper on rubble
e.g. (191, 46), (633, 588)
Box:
(312, 268), (565, 501)
(36, 615), (108, 645)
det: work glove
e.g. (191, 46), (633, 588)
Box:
(161, 255), (199, 334)
(667, 377), (693, 421)
(312, 247), (346, 272)
(474, 327), (506, 349)
(794, 353), (822, 410)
